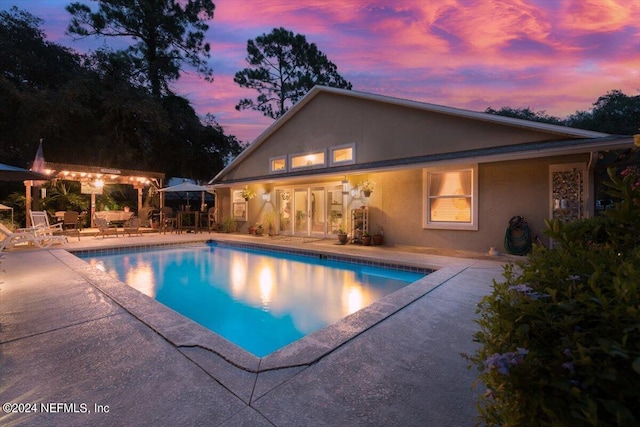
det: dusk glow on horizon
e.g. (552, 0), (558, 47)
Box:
(4, 0), (639, 142)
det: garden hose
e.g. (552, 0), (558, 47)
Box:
(504, 216), (532, 255)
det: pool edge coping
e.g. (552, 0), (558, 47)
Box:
(55, 240), (469, 374)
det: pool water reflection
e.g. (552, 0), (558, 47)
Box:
(82, 244), (424, 357)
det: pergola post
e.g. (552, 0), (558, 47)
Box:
(90, 193), (96, 227)
(24, 180), (32, 227)
(136, 185), (144, 213)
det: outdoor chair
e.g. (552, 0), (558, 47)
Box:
(62, 211), (81, 241)
(1, 223), (39, 251)
(138, 207), (154, 227)
(123, 217), (142, 236)
(160, 207), (176, 234)
(94, 216), (119, 238)
(0, 223), (67, 251)
(30, 210), (64, 234)
(54, 211), (66, 224)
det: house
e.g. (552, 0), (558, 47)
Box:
(209, 86), (634, 254)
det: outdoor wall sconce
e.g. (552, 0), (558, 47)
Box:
(350, 186), (361, 198)
(342, 179), (349, 195)
(262, 192), (271, 202)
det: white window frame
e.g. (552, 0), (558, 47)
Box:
(232, 189), (248, 221)
(289, 150), (326, 170)
(269, 156), (287, 173)
(329, 143), (356, 167)
(423, 165), (478, 230)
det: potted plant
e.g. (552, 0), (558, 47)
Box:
(248, 223), (257, 234)
(360, 180), (375, 197)
(371, 225), (384, 245)
(263, 211), (276, 236)
(337, 226), (348, 245)
(241, 187), (256, 201)
(373, 225), (384, 245)
(255, 223), (264, 236)
(362, 231), (372, 246)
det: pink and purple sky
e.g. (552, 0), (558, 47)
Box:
(4, 0), (639, 142)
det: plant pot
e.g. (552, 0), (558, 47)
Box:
(337, 233), (348, 245)
(372, 234), (383, 245)
(363, 190), (372, 197)
(362, 236), (372, 246)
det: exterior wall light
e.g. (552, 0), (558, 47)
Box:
(342, 179), (349, 195)
(262, 192), (271, 202)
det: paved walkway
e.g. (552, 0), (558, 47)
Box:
(0, 232), (511, 426)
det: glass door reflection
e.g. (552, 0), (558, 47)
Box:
(294, 189), (308, 235)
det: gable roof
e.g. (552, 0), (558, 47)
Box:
(211, 86), (618, 184)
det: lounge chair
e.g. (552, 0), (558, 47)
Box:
(0, 223), (38, 251)
(29, 210), (71, 246)
(0, 223), (67, 251)
(30, 210), (64, 234)
(94, 216), (119, 238)
(123, 217), (142, 236)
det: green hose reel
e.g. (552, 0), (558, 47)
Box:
(504, 215), (532, 256)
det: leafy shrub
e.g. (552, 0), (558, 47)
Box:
(468, 165), (640, 426)
(220, 217), (237, 233)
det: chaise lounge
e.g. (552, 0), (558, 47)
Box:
(0, 223), (68, 251)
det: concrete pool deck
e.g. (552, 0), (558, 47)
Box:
(0, 232), (515, 426)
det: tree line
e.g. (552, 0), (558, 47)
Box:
(0, 4), (241, 182)
(485, 90), (640, 136)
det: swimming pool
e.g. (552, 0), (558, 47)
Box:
(79, 242), (425, 357)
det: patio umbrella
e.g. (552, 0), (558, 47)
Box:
(0, 162), (49, 181)
(157, 182), (213, 209)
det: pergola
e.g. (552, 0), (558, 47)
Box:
(25, 161), (165, 226)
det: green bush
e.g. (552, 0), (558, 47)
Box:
(468, 165), (640, 426)
(220, 217), (237, 233)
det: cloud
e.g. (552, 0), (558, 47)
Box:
(432, 0), (552, 50)
(560, 0), (639, 33)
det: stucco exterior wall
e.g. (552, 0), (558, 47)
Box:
(220, 92), (567, 182)
(343, 153), (589, 253)
(214, 153), (589, 253)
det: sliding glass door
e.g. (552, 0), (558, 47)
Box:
(294, 189), (309, 235)
(277, 184), (342, 238)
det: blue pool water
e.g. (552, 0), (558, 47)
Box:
(80, 244), (425, 357)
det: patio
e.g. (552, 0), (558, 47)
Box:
(0, 232), (509, 425)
